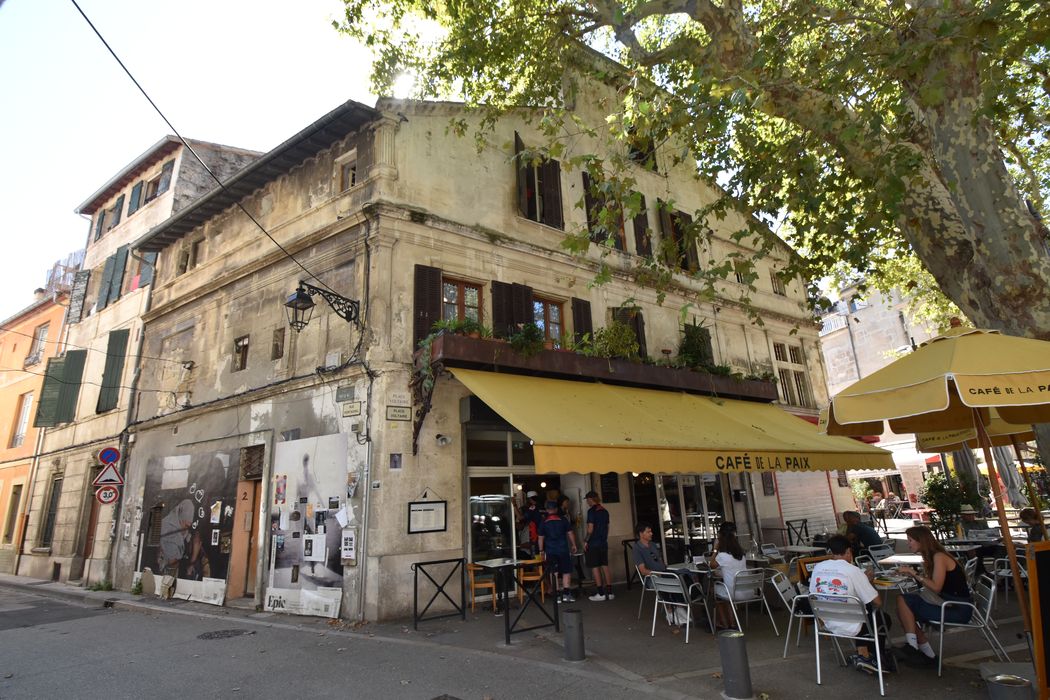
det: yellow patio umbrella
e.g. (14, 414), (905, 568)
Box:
(824, 325), (1050, 634)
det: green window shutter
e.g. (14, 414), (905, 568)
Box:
(96, 330), (129, 413)
(139, 252), (158, 287)
(514, 132), (529, 219)
(96, 254), (117, 311)
(94, 213), (106, 241)
(33, 356), (67, 428)
(111, 194), (125, 227)
(56, 350), (87, 423)
(128, 181), (144, 215)
(540, 158), (563, 229)
(109, 246), (129, 304)
(67, 270), (91, 324)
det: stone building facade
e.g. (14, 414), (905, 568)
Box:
(102, 89), (873, 621)
(20, 138), (260, 584)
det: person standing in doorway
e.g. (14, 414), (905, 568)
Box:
(539, 500), (578, 603)
(584, 491), (614, 601)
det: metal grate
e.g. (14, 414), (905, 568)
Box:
(240, 444), (265, 480)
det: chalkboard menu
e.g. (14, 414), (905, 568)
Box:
(1029, 542), (1049, 695)
(600, 472), (620, 503)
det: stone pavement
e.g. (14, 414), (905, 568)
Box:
(0, 571), (1034, 698)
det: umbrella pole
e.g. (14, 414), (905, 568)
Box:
(975, 410), (1031, 634)
(1010, 434), (1049, 541)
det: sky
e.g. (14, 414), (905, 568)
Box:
(0, 0), (378, 322)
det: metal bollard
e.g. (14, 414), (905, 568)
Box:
(986, 674), (1033, 700)
(562, 608), (585, 661)
(717, 630), (755, 700)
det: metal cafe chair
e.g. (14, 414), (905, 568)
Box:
(635, 564), (654, 619)
(649, 570), (712, 643)
(770, 573), (814, 657)
(811, 594), (888, 696)
(927, 574), (1011, 677)
(785, 518), (809, 546)
(714, 569), (779, 636)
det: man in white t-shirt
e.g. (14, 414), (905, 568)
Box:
(809, 534), (891, 675)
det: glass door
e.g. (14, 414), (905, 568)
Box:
(468, 477), (513, 562)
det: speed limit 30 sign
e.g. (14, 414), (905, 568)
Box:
(95, 485), (119, 505)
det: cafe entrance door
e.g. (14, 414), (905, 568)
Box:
(631, 473), (729, 564)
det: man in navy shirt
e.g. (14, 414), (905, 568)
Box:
(584, 491), (614, 601)
(539, 500), (578, 603)
(843, 511), (883, 554)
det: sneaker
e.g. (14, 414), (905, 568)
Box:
(849, 654), (879, 675)
(605, 593), (615, 601)
(563, 594), (576, 603)
(588, 593), (606, 602)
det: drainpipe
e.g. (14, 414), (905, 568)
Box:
(353, 212), (377, 622)
(844, 314), (862, 382)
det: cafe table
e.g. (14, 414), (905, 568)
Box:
(781, 545), (827, 556)
(474, 557), (559, 645)
(878, 553), (923, 567)
(902, 508), (934, 522)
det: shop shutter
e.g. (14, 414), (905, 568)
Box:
(775, 472), (837, 536)
(96, 329), (129, 413)
(413, 264), (442, 346)
(571, 297), (592, 344)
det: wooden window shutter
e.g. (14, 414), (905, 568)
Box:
(111, 194), (125, 227)
(676, 211), (699, 271)
(413, 264), (443, 346)
(96, 254), (117, 311)
(571, 297), (593, 343)
(33, 356), (67, 427)
(491, 281), (513, 338)
(656, 198), (676, 267)
(66, 270), (91, 325)
(540, 158), (563, 229)
(128, 181), (144, 215)
(633, 194), (652, 257)
(96, 329), (130, 413)
(511, 283), (533, 328)
(108, 246), (129, 304)
(582, 172), (601, 243)
(158, 160), (175, 194)
(514, 132), (529, 219)
(615, 307), (648, 358)
(139, 252), (159, 287)
(94, 213), (106, 241)
(55, 350), (87, 423)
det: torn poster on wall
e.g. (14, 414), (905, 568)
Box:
(265, 433), (347, 618)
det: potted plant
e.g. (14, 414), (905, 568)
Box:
(509, 322), (546, 358)
(589, 320), (640, 360)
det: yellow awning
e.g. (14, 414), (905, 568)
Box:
(449, 369), (893, 474)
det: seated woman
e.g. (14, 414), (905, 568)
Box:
(1019, 507), (1045, 542)
(709, 521), (749, 630)
(894, 526), (973, 666)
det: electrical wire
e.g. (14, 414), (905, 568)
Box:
(0, 326), (184, 365)
(68, 0), (341, 297)
(1, 365), (169, 394)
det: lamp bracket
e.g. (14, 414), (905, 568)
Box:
(299, 280), (360, 327)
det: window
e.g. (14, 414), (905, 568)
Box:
(793, 371), (812, 408)
(176, 239), (203, 275)
(789, 346), (803, 365)
(773, 342), (788, 363)
(627, 127), (658, 171)
(104, 195), (125, 232)
(25, 323), (49, 367)
(10, 392), (33, 447)
(837, 471), (849, 488)
(240, 445), (265, 480)
(442, 279), (481, 323)
(612, 306), (648, 358)
(770, 270), (787, 296)
(124, 252), (159, 294)
(773, 340), (812, 408)
(341, 161), (357, 190)
(96, 329), (130, 413)
(271, 328), (285, 360)
(41, 477), (63, 547)
(736, 272), (746, 284)
(657, 200), (699, 272)
(142, 160), (175, 205)
(514, 132), (563, 229)
(96, 246), (129, 312)
(631, 194), (652, 257)
(233, 336), (250, 372)
(3, 484), (22, 543)
(582, 172), (625, 250)
(146, 505), (164, 547)
(532, 297), (563, 345)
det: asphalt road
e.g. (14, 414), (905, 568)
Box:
(0, 587), (647, 700)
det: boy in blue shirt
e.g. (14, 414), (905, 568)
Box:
(539, 500), (578, 603)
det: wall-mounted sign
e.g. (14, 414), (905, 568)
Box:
(389, 390), (410, 406)
(407, 500), (447, 534)
(386, 405), (411, 421)
(95, 485), (119, 505)
(342, 402), (361, 417)
(336, 385), (355, 403)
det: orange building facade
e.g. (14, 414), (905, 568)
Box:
(0, 290), (68, 573)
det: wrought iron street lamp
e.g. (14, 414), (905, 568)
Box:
(284, 280), (360, 332)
